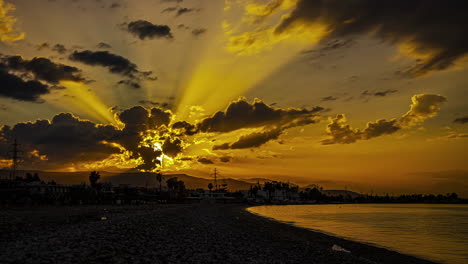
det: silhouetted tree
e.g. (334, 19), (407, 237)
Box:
(263, 182), (275, 202)
(208, 183), (213, 192)
(156, 172), (163, 192)
(89, 171), (100, 188)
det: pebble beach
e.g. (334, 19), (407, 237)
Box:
(0, 204), (438, 264)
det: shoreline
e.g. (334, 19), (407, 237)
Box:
(0, 204), (439, 264)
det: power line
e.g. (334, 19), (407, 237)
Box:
(7, 138), (23, 180)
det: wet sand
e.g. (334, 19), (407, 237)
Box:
(0, 204), (438, 264)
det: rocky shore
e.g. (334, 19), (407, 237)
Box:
(0, 204), (438, 264)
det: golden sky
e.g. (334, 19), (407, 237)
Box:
(0, 0), (467, 196)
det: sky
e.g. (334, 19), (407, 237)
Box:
(0, 0), (467, 196)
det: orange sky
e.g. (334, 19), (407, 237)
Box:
(0, 0), (467, 196)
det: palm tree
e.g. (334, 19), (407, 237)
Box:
(156, 172), (163, 193)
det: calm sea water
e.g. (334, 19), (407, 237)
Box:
(248, 204), (468, 264)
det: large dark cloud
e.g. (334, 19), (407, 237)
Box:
(69, 50), (156, 85)
(116, 106), (181, 170)
(0, 105), (178, 171)
(274, 0), (468, 77)
(0, 55), (87, 102)
(0, 55), (85, 84)
(0, 67), (50, 102)
(198, 99), (323, 133)
(454, 116), (468, 124)
(0, 113), (120, 169)
(208, 99), (323, 150)
(214, 129), (282, 150)
(126, 20), (173, 40)
(197, 158), (214, 165)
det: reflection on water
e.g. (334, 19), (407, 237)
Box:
(248, 204), (468, 264)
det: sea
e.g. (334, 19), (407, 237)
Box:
(247, 204), (468, 264)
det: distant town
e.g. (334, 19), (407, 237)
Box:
(0, 168), (465, 206)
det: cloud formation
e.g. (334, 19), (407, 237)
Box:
(126, 20), (173, 40)
(198, 98), (322, 133)
(1, 55), (86, 84)
(362, 90), (398, 97)
(0, 67), (50, 102)
(214, 128), (283, 150)
(322, 94), (447, 144)
(0, 0), (24, 42)
(454, 116), (468, 124)
(69, 50), (156, 85)
(162, 7), (195, 16)
(272, 0), (468, 77)
(0, 113), (120, 169)
(400, 94), (447, 127)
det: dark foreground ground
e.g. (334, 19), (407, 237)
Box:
(0, 204), (438, 264)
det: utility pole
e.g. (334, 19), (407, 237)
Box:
(8, 138), (22, 180)
(213, 168), (218, 191)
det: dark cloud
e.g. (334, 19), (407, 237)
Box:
(118, 80), (141, 89)
(162, 7), (195, 16)
(36, 43), (68, 54)
(176, 7), (194, 16)
(198, 98), (323, 133)
(214, 129), (283, 150)
(0, 113), (120, 169)
(70, 50), (154, 79)
(198, 158), (213, 164)
(362, 90), (398, 97)
(0, 67), (50, 102)
(172, 121), (197, 136)
(192, 28), (207, 37)
(96, 42), (112, 49)
(219, 156), (231, 163)
(0, 55), (86, 84)
(454, 116), (468, 124)
(274, 0), (468, 77)
(209, 99), (323, 150)
(126, 20), (173, 40)
(138, 100), (160, 106)
(69, 50), (156, 86)
(116, 106), (176, 170)
(321, 96), (338, 102)
(52, 44), (67, 54)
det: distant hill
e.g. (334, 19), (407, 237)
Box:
(242, 178), (274, 184)
(321, 190), (362, 198)
(106, 172), (253, 191)
(0, 170), (253, 191)
(0, 170), (362, 194)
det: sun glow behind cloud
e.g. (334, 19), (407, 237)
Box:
(51, 81), (116, 125)
(174, 0), (328, 121)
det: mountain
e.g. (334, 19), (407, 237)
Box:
(0, 170), (253, 191)
(320, 190), (362, 198)
(106, 172), (253, 191)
